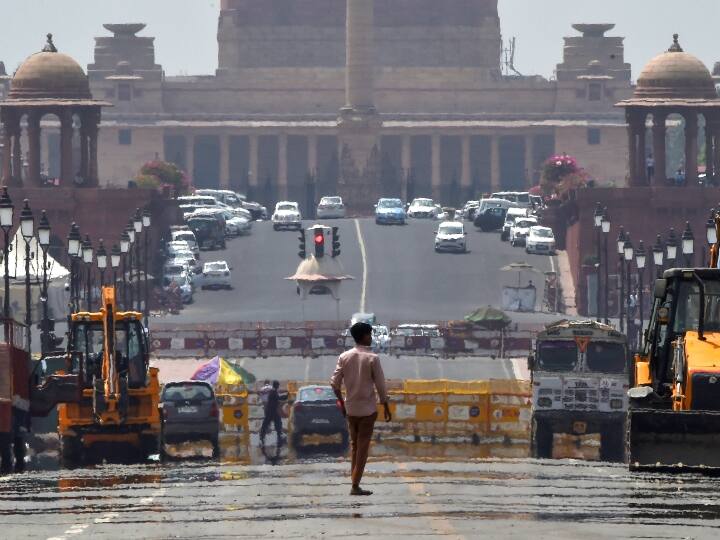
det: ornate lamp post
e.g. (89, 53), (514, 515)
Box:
(67, 223), (81, 311)
(133, 209), (143, 312)
(37, 211), (51, 357)
(707, 211), (717, 266)
(623, 235), (634, 340)
(96, 240), (107, 288)
(635, 240), (646, 350)
(681, 221), (694, 268)
(601, 208), (611, 324)
(126, 221), (136, 311)
(593, 203), (603, 322)
(142, 208), (151, 324)
(652, 235), (665, 279)
(666, 227), (678, 269)
(111, 244), (121, 291)
(81, 235), (93, 311)
(19, 200), (34, 353)
(616, 227), (626, 333)
(120, 230), (130, 309)
(0, 188), (14, 320)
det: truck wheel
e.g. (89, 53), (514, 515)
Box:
(12, 436), (26, 473)
(600, 423), (625, 463)
(0, 436), (12, 474)
(291, 432), (303, 449)
(60, 436), (83, 468)
(140, 434), (160, 461)
(532, 419), (553, 459)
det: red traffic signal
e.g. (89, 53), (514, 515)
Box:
(314, 233), (324, 245)
(313, 227), (325, 258)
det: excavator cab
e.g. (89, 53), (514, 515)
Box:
(628, 268), (720, 470)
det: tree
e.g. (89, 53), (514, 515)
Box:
(135, 160), (190, 196)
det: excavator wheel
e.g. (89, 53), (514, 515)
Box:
(60, 436), (83, 468)
(532, 419), (553, 459)
(599, 423), (625, 463)
(140, 434), (160, 461)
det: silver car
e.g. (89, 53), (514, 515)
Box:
(434, 221), (468, 253)
(201, 260), (232, 290)
(316, 196), (346, 219)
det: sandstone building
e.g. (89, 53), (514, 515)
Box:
(4, 1), (634, 211)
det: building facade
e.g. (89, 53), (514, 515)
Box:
(7, 1), (634, 211)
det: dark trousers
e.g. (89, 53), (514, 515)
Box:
(347, 412), (377, 486)
(260, 413), (282, 442)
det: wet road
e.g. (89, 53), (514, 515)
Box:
(3, 457), (719, 539)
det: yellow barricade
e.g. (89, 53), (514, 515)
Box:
(216, 384), (250, 435)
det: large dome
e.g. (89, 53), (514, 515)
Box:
(8, 38), (91, 101)
(634, 35), (716, 100)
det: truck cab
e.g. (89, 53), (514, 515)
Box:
(530, 320), (629, 461)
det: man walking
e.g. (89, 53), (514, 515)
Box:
(331, 322), (391, 496)
(259, 380), (283, 446)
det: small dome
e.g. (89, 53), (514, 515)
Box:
(8, 35), (90, 100)
(635, 34), (716, 100)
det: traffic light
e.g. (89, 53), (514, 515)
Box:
(332, 226), (341, 257)
(298, 230), (306, 259)
(313, 226), (325, 258)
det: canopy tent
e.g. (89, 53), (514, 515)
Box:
(464, 306), (512, 330)
(7, 228), (69, 282)
(191, 356), (256, 386)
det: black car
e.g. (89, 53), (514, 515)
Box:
(474, 206), (508, 232)
(160, 381), (220, 459)
(187, 216), (226, 250)
(290, 386), (348, 449)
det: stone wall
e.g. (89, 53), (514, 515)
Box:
(98, 126), (165, 186)
(554, 125), (628, 187)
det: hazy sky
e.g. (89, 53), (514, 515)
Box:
(1, 0), (719, 79)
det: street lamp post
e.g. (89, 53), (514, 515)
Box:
(0, 188), (14, 321)
(707, 211), (717, 267)
(111, 244), (121, 291)
(67, 224), (81, 311)
(601, 208), (610, 324)
(594, 203), (603, 322)
(666, 227), (678, 270)
(652, 235), (665, 279)
(616, 227), (626, 333)
(682, 221), (694, 268)
(120, 231), (130, 309)
(96, 240), (107, 289)
(623, 235), (634, 341)
(38, 211), (51, 357)
(126, 222), (136, 311)
(142, 209), (151, 324)
(635, 240), (646, 350)
(82, 235), (93, 311)
(133, 209), (143, 312)
(19, 200), (34, 354)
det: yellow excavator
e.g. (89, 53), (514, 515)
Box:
(628, 217), (720, 470)
(32, 286), (160, 466)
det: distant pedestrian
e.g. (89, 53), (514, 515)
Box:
(331, 322), (391, 496)
(259, 380), (283, 446)
(675, 168), (685, 187)
(646, 153), (655, 182)
(259, 379), (272, 406)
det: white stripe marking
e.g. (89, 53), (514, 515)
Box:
(354, 219), (368, 313)
(550, 254), (556, 273)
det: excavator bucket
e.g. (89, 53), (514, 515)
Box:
(628, 409), (720, 471)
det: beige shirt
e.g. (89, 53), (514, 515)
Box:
(330, 345), (388, 417)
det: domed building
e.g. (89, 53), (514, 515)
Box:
(0, 34), (109, 187)
(617, 34), (720, 186)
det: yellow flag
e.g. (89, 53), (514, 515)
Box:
(217, 358), (244, 386)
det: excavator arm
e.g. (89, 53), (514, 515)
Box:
(98, 287), (121, 425)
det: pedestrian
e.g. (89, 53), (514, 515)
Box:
(259, 379), (271, 406)
(675, 168), (685, 187)
(646, 153), (655, 182)
(330, 322), (391, 496)
(259, 380), (283, 446)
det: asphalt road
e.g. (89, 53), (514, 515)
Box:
(4, 459), (719, 539)
(156, 217), (557, 325)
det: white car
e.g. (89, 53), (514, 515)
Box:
(510, 217), (539, 247)
(316, 196), (346, 219)
(167, 240), (194, 257)
(201, 260), (232, 290)
(163, 262), (191, 287)
(272, 201), (302, 231)
(169, 250), (199, 274)
(372, 325), (391, 352)
(407, 198), (439, 219)
(526, 226), (556, 255)
(434, 221), (468, 253)
(501, 208), (529, 242)
(218, 209), (251, 236)
(171, 230), (199, 256)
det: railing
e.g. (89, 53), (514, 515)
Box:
(0, 319), (29, 353)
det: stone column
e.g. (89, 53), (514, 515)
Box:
(400, 135), (411, 202)
(248, 134), (259, 201)
(461, 135), (471, 200)
(219, 134), (230, 188)
(12, 129), (22, 186)
(79, 114), (90, 182)
(637, 117), (647, 185)
(705, 115), (714, 181)
(86, 111), (99, 187)
(278, 133), (288, 200)
(1, 126), (11, 185)
(345, 0), (374, 113)
(524, 134), (535, 187)
(60, 109), (74, 186)
(626, 109), (641, 186)
(652, 111), (667, 185)
(26, 112), (41, 187)
(714, 121), (720, 182)
(185, 134), (194, 185)
(308, 135), (318, 176)
(431, 134), (441, 201)
(685, 112), (699, 185)
(490, 136), (501, 193)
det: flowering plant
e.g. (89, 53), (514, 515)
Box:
(135, 160), (190, 195)
(540, 153), (589, 198)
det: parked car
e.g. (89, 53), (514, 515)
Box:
(474, 206), (507, 232)
(501, 208), (530, 242)
(169, 250), (200, 274)
(526, 225), (556, 255)
(317, 196), (346, 219)
(289, 385), (349, 449)
(242, 200), (268, 221)
(461, 201), (480, 221)
(171, 230), (199, 256)
(434, 221), (468, 253)
(491, 191), (532, 209)
(187, 215), (226, 250)
(375, 198), (406, 225)
(163, 262), (191, 287)
(272, 201), (302, 231)
(177, 274), (194, 303)
(407, 198), (439, 219)
(201, 260), (232, 290)
(510, 217), (539, 247)
(372, 325), (391, 352)
(160, 381), (220, 459)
